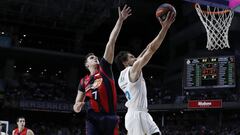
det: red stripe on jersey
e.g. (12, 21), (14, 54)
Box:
(13, 128), (28, 135)
(99, 66), (117, 112)
(98, 80), (109, 112)
(110, 79), (117, 112)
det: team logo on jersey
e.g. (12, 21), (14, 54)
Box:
(95, 73), (100, 77)
(85, 78), (103, 91)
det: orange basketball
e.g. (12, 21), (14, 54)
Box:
(156, 3), (176, 21)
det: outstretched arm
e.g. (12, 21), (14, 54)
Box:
(129, 12), (175, 82)
(103, 5), (132, 64)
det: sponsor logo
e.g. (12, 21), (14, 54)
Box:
(188, 99), (222, 108)
(198, 101), (212, 106)
(85, 78), (103, 91)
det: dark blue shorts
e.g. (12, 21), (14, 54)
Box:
(86, 110), (119, 135)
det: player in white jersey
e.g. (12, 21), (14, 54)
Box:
(115, 12), (175, 135)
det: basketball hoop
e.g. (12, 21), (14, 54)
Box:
(195, 3), (234, 50)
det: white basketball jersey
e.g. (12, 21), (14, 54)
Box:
(1, 132), (6, 135)
(118, 67), (148, 109)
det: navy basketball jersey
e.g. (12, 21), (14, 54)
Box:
(78, 58), (117, 114)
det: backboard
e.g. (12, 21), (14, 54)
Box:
(0, 120), (9, 134)
(183, 0), (240, 13)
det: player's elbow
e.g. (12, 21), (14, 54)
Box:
(73, 104), (82, 113)
(73, 108), (81, 113)
(73, 105), (78, 113)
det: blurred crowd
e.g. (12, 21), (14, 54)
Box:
(1, 61), (240, 135)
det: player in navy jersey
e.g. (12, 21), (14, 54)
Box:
(73, 5), (132, 135)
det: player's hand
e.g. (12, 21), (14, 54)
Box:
(73, 102), (85, 113)
(118, 5), (132, 22)
(158, 12), (175, 29)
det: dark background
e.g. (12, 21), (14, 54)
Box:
(0, 0), (240, 134)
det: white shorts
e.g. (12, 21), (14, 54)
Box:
(125, 109), (160, 135)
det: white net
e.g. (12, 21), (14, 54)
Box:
(195, 3), (234, 50)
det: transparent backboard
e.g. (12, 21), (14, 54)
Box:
(0, 120), (9, 134)
(183, 0), (240, 13)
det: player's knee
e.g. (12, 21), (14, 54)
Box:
(151, 132), (161, 135)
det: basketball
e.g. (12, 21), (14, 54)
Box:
(155, 3), (176, 21)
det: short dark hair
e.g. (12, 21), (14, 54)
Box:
(84, 53), (95, 65)
(115, 51), (130, 71)
(16, 117), (25, 123)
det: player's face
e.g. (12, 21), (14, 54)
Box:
(85, 55), (99, 69)
(17, 118), (25, 128)
(126, 53), (137, 66)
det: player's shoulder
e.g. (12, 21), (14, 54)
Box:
(27, 129), (34, 135)
(12, 130), (15, 135)
(80, 75), (89, 83)
(119, 67), (132, 85)
(121, 67), (131, 74)
(119, 67), (129, 79)
(81, 74), (89, 80)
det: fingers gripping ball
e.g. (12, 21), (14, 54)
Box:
(156, 3), (176, 21)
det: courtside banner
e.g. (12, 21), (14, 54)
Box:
(188, 99), (222, 108)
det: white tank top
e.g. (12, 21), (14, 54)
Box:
(1, 132), (6, 135)
(118, 67), (148, 109)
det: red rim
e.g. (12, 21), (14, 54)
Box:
(195, 3), (231, 15)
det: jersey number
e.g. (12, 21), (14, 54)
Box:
(92, 91), (98, 100)
(125, 91), (131, 100)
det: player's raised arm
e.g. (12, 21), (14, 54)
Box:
(103, 5), (132, 64)
(129, 12), (175, 82)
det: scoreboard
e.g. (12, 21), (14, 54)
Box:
(183, 56), (235, 89)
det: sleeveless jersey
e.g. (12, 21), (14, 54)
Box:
(78, 58), (117, 114)
(118, 67), (148, 109)
(13, 128), (27, 135)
